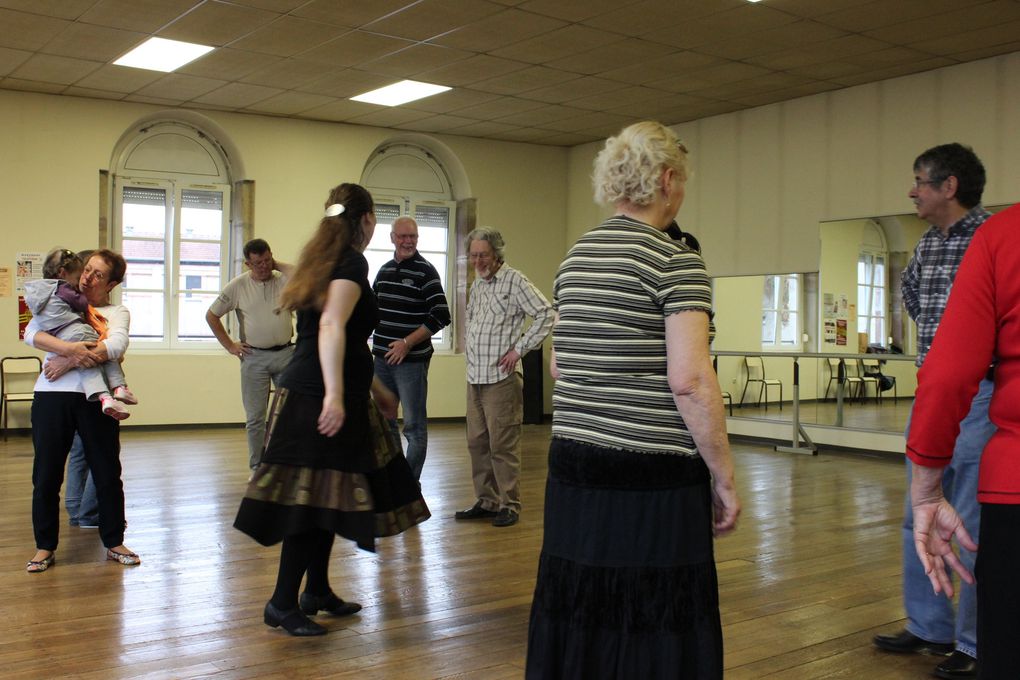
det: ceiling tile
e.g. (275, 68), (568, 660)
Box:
(533, 130), (602, 146)
(517, 0), (641, 23)
(842, 46), (935, 70)
(814, 0), (976, 33)
(159, 0), (279, 47)
(297, 68), (396, 98)
(62, 85), (127, 100)
(489, 23), (622, 64)
(363, 0), (505, 42)
(472, 65), (580, 95)
(78, 0), (203, 34)
(545, 38), (674, 76)
(909, 18), (1020, 57)
(541, 110), (635, 133)
(746, 34), (892, 71)
(829, 56), (957, 87)
(360, 43), (473, 78)
(344, 107), (433, 127)
(10, 53), (101, 85)
(865, 0), (1020, 44)
(0, 8), (69, 51)
(244, 91), (337, 115)
(520, 76), (627, 104)
(134, 73), (229, 101)
(178, 47), (281, 81)
(41, 22), (147, 62)
(229, 16), (350, 57)
(0, 46), (32, 76)
(451, 96), (546, 120)
(191, 81), (282, 107)
(786, 60), (868, 81)
(566, 85), (668, 112)
(581, 0), (735, 37)
(642, 4), (799, 50)
(415, 54), (530, 87)
(122, 93), (185, 106)
(430, 8), (566, 52)
(0, 76), (67, 93)
(494, 104), (589, 126)
(395, 114), (479, 131)
(228, 0), (307, 11)
(484, 126), (558, 143)
(299, 98), (381, 122)
(692, 35), (788, 62)
(297, 31), (414, 68)
(0, 0), (97, 20)
(949, 39), (1020, 62)
(447, 119), (519, 137)
(292, 0), (419, 29)
(756, 0), (869, 19)
(599, 50), (724, 85)
(240, 59), (330, 89)
(729, 80), (842, 107)
(74, 64), (164, 93)
(402, 88), (500, 114)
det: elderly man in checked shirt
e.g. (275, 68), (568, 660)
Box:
(455, 227), (553, 528)
(873, 143), (994, 680)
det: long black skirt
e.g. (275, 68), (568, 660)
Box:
(233, 388), (430, 552)
(526, 437), (723, 680)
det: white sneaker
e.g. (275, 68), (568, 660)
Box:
(101, 395), (130, 421)
(113, 385), (138, 405)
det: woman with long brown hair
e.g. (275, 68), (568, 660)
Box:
(234, 183), (429, 636)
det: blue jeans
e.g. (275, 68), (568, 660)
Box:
(64, 432), (99, 526)
(902, 377), (994, 658)
(374, 357), (429, 480)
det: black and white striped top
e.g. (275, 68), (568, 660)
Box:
(552, 215), (714, 456)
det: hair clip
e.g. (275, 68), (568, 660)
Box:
(325, 203), (345, 217)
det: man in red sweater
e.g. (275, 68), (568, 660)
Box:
(907, 201), (1020, 679)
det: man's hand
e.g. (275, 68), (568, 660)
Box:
(230, 341), (252, 359)
(498, 348), (521, 374)
(384, 338), (410, 365)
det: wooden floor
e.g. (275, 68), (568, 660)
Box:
(0, 423), (953, 678)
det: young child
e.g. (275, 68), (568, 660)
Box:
(23, 248), (137, 420)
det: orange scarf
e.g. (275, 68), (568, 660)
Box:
(86, 306), (108, 341)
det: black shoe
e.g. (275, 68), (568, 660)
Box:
(492, 508), (519, 527)
(934, 651), (978, 679)
(873, 629), (953, 656)
(264, 601), (327, 636)
(454, 501), (498, 520)
(299, 591), (362, 617)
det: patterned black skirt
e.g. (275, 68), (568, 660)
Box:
(526, 437), (722, 680)
(233, 388), (430, 552)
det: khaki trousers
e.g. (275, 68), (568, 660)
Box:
(465, 374), (523, 513)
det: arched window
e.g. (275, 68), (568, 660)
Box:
(109, 117), (241, 350)
(362, 142), (458, 350)
(857, 221), (889, 347)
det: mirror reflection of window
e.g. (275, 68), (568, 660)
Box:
(858, 250), (886, 346)
(761, 274), (801, 349)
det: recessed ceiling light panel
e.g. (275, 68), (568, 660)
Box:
(114, 37), (214, 72)
(351, 80), (452, 107)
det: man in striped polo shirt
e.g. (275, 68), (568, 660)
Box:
(372, 216), (451, 482)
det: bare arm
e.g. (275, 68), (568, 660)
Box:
(666, 311), (740, 535)
(316, 279), (360, 437)
(206, 309), (249, 358)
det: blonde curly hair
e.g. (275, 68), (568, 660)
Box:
(592, 121), (689, 207)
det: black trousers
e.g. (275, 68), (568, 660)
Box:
(31, 391), (125, 550)
(976, 503), (1020, 679)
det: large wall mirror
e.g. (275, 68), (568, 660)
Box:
(712, 204), (1011, 437)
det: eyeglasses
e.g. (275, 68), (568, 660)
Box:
(83, 266), (107, 282)
(912, 177), (944, 189)
(393, 233), (419, 240)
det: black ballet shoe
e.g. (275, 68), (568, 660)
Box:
(299, 591), (363, 617)
(263, 601), (327, 636)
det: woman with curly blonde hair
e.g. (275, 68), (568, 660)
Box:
(527, 122), (740, 678)
(234, 183), (429, 636)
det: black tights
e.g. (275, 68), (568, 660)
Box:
(270, 529), (335, 610)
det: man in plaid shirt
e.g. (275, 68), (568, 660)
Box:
(455, 227), (553, 528)
(874, 143), (993, 680)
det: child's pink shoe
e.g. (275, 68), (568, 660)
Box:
(101, 395), (130, 421)
(113, 386), (138, 405)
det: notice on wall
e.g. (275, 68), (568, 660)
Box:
(823, 293), (850, 345)
(16, 251), (44, 293)
(836, 318), (848, 346)
(19, 295), (32, 340)
(0, 266), (11, 297)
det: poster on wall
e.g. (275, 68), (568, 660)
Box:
(836, 319), (848, 346)
(0, 266), (11, 297)
(824, 319), (837, 343)
(16, 252), (44, 293)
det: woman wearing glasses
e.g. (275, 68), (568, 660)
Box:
(24, 248), (140, 572)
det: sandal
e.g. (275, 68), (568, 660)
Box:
(27, 552), (55, 573)
(106, 548), (141, 566)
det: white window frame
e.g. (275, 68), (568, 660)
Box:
(113, 175), (231, 351)
(761, 273), (803, 351)
(857, 249), (887, 347)
(364, 192), (456, 351)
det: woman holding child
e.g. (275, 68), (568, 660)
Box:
(24, 248), (140, 572)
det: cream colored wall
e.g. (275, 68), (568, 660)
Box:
(566, 52), (1020, 278)
(0, 90), (566, 428)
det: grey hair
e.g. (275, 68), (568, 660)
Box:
(592, 121), (689, 207)
(466, 226), (506, 263)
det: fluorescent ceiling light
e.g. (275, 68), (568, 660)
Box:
(114, 37), (214, 72)
(351, 80), (452, 106)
